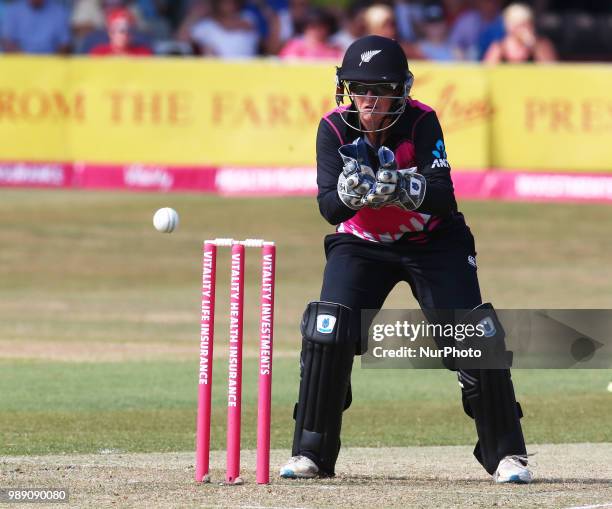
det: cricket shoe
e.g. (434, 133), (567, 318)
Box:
(279, 455), (319, 479)
(493, 455), (533, 484)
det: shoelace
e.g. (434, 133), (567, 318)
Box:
(506, 453), (536, 468)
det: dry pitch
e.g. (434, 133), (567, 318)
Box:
(2, 444), (611, 508)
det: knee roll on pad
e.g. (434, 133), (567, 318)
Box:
(431, 304), (510, 371)
(292, 301), (355, 475)
(300, 300), (352, 343)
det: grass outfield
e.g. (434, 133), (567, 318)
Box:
(1, 360), (611, 455)
(0, 190), (611, 456)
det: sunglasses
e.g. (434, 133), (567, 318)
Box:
(346, 81), (400, 96)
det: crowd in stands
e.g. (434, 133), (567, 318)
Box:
(0, 0), (610, 61)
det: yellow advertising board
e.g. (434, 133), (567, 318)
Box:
(411, 63), (490, 169)
(0, 57), (488, 169)
(489, 65), (612, 172)
(0, 57), (72, 161)
(1, 58), (610, 173)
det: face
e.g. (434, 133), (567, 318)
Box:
(509, 19), (535, 45)
(348, 82), (399, 128)
(109, 19), (130, 49)
(372, 16), (396, 39)
(423, 20), (447, 41)
(304, 22), (329, 43)
(349, 11), (366, 38)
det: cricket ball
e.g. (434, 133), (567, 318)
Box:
(153, 207), (179, 233)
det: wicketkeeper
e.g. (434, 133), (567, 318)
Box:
(280, 35), (532, 483)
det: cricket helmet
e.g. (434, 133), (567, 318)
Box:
(335, 35), (414, 133)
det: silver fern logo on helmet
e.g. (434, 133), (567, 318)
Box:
(359, 50), (382, 66)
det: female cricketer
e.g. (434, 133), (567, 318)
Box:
(280, 35), (532, 484)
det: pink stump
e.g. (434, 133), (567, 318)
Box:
(226, 243), (245, 484)
(195, 241), (217, 482)
(256, 243), (276, 484)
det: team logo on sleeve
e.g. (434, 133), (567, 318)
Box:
(431, 139), (449, 168)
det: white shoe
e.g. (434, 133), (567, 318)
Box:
(279, 455), (319, 479)
(493, 455), (533, 484)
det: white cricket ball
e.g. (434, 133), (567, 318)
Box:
(153, 207), (179, 233)
(607, 381), (612, 393)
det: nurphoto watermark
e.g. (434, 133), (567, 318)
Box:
(361, 309), (612, 369)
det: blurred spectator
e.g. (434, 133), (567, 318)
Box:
(175, 0), (209, 43)
(0, 2), (4, 53)
(190, 0), (260, 58)
(364, 3), (418, 59)
(441, 0), (468, 27)
(449, 0), (505, 60)
(484, 3), (557, 63)
(279, 7), (341, 60)
(277, 0), (311, 40)
(162, 0), (192, 32)
(72, 0), (148, 52)
(134, 0), (172, 39)
(1, 0), (70, 54)
(240, 1), (290, 56)
(395, 0), (423, 42)
(72, 0), (146, 36)
(330, 0), (368, 52)
(364, 4), (396, 39)
(475, 0), (504, 59)
(243, 1), (283, 42)
(413, 2), (460, 61)
(72, 0), (101, 40)
(394, 0), (424, 43)
(89, 7), (153, 55)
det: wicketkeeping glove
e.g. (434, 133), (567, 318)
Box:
(337, 138), (376, 210)
(365, 146), (427, 211)
(364, 146), (399, 207)
(393, 168), (427, 211)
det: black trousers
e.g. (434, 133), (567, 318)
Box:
(321, 226), (482, 329)
(296, 220), (526, 475)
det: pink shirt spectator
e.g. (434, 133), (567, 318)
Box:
(279, 7), (341, 61)
(279, 37), (342, 60)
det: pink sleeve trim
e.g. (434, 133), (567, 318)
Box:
(322, 106), (348, 145)
(408, 99), (434, 113)
(408, 99), (435, 142)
